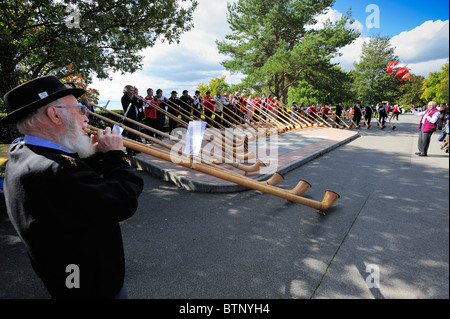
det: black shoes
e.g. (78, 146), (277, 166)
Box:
(415, 152), (427, 156)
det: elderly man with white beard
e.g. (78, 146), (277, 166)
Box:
(1, 76), (143, 299)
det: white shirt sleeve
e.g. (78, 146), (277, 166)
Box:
(427, 111), (441, 124)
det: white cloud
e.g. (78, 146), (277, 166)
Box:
(91, 0), (239, 110)
(332, 19), (450, 76)
(306, 8), (364, 33)
(391, 20), (449, 73)
(332, 37), (371, 70)
(90, 3), (449, 110)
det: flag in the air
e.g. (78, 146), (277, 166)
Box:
(387, 61), (400, 73)
(400, 72), (411, 82)
(395, 67), (410, 77)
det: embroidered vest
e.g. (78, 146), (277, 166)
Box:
(418, 109), (440, 133)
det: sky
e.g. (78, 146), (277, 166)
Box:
(90, 0), (450, 109)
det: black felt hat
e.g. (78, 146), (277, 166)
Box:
(1, 76), (86, 124)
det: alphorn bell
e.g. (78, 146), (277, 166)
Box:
(347, 112), (362, 129)
(361, 112), (372, 129)
(321, 112), (345, 129)
(387, 113), (396, 130)
(89, 127), (338, 215)
(374, 113), (386, 129)
(335, 114), (353, 129)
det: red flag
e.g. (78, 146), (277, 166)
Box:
(387, 61), (400, 73)
(395, 67), (410, 77)
(400, 72), (410, 82)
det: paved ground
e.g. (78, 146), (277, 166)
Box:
(0, 113), (448, 300)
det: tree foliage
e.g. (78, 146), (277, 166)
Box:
(351, 34), (405, 104)
(288, 65), (353, 106)
(0, 0), (197, 112)
(421, 63), (449, 104)
(196, 76), (230, 97)
(216, 0), (359, 103)
(397, 73), (426, 107)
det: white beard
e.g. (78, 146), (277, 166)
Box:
(58, 112), (96, 158)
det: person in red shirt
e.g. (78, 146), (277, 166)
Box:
(392, 104), (401, 120)
(203, 91), (215, 126)
(309, 103), (317, 119)
(144, 88), (157, 139)
(322, 104), (330, 121)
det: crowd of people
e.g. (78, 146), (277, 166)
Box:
(118, 85), (449, 156)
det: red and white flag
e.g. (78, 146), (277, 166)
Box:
(400, 72), (411, 82)
(387, 61), (400, 73)
(395, 67), (410, 77)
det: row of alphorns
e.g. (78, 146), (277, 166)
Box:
(320, 111), (397, 131)
(86, 110), (340, 216)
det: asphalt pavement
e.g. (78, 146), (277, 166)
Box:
(0, 113), (448, 300)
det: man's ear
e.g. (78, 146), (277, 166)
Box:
(45, 106), (63, 125)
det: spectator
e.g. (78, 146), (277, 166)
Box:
(411, 101), (441, 157)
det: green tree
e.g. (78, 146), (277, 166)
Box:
(421, 63), (449, 104)
(351, 34), (402, 104)
(288, 65), (353, 106)
(196, 76), (230, 97)
(397, 73), (426, 107)
(216, 0), (359, 103)
(0, 0), (197, 113)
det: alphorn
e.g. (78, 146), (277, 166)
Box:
(121, 133), (312, 195)
(233, 100), (284, 134)
(290, 109), (314, 127)
(147, 100), (253, 160)
(265, 102), (299, 130)
(87, 112), (265, 173)
(321, 112), (345, 129)
(177, 98), (256, 141)
(89, 127), (338, 214)
(242, 103), (285, 133)
(243, 100), (294, 132)
(88, 108), (257, 167)
(276, 101), (310, 129)
(296, 110), (320, 127)
(346, 112), (361, 129)
(335, 114), (353, 129)
(361, 111), (373, 129)
(213, 99), (266, 138)
(235, 100), (276, 132)
(315, 112), (337, 128)
(214, 99), (268, 136)
(275, 102), (308, 129)
(374, 112), (386, 129)
(387, 113), (396, 130)
(240, 101), (288, 133)
(163, 98), (238, 147)
(306, 110), (332, 128)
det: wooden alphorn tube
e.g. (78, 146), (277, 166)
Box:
(121, 136), (338, 214)
(88, 108), (254, 163)
(274, 101), (306, 128)
(320, 112), (345, 129)
(237, 100), (288, 133)
(149, 101), (254, 160)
